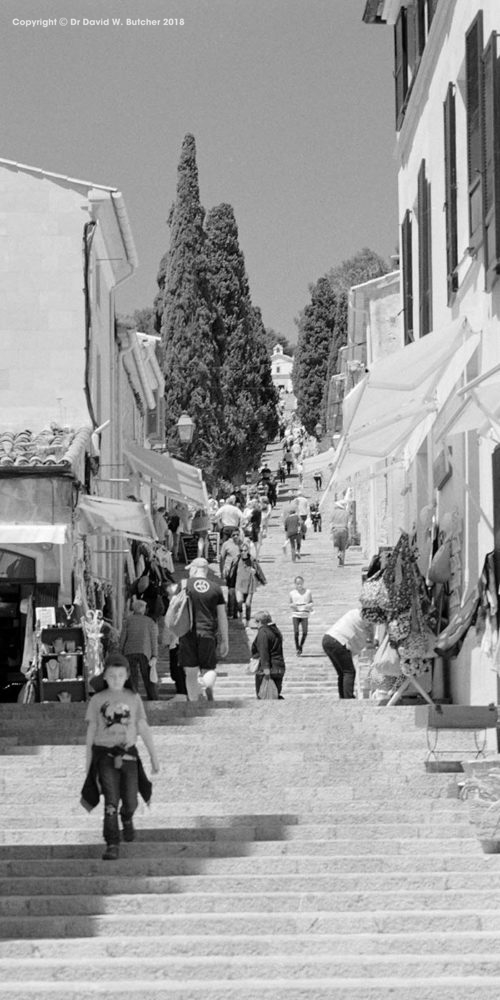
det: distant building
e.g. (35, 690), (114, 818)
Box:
(270, 344), (294, 393)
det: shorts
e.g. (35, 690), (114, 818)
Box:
(178, 633), (217, 671)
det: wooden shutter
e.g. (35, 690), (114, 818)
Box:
(427, 0), (438, 28)
(466, 12), (484, 250)
(416, 0), (427, 57)
(401, 210), (414, 345)
(443, 83), (458, 300)
(406, 4), (418, 81)
(482, 32), (500, 288)
(418, 160), (433, 336)
(394, 6), (408, 130)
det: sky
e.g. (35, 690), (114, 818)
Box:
(1, 0), (398, 343)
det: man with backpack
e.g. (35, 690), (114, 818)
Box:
(174, 557), (228, 702)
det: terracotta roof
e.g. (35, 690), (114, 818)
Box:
(0, 424), (92, 473)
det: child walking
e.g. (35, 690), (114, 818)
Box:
(82, 653), (160, 860)
(289, 575), (314, 655)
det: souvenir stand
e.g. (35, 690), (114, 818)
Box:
(35, 605), (88, 703)
(362, 532), (436, 706)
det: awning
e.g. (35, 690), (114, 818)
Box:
(76, 496), (156, 541)
(439, 362), (500, 441)
(303, 448), (338, 477)
(123, 441), (209, 508)
(123, 440), (182, 495)
(330, 317), (480, 486)
(171, 458), (209, 509)
(0, 524), (68, 545)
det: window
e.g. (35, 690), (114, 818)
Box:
(482, 31), (500, 288)
(443, 83), (458, 301)
(465, 12), (484, 251)
(417, 159), (433, 336)
(393, 1), (437, 131)
(394, 6), (408, 130)
(401, 210), (414, 344)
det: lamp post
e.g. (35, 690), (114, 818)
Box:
(176, 412), (195, 445)
(315, 422), (323, 440)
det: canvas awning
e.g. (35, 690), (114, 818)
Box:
(303, 448), (338, 477)
(437, 362), (500, 441)
(0, 524), (68, 545)
(329, 317), (480, 488)
(76, 496), (156, 541)
(171, 458), (209, 509)
(124, 441), (209, 508)
(123, 441), (182, 495)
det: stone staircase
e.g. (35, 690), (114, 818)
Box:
(1, 698), (500, 999)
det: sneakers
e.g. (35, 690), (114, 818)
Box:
(296, 648), (302, 656)
(102, 843), (119, 861)
(122, 819), (135, 842)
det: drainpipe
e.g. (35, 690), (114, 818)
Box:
(83, 221), (98, 429)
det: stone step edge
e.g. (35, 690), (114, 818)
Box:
(3, 950), (500, 968)
(2, 973), (500, 992)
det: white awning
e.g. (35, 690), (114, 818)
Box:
(124, 440), (182, 495)
(439, 362), (500, 441)
(0, 523), (68, 545)
(303, 447), (338, 477)
(330, 317), (480, 487)
(76, 496), (156, 541)
(171, 458), (209, 509)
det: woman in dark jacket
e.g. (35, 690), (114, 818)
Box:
(251, 611), (286, 699)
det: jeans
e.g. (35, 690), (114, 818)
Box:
(97, 754), (139, 845)
(126, 652), (157, 701)
(293, 617), (308, 651)
(322, 634), (356, 699)
(288, 534), (301, 561)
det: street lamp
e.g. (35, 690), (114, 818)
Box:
(315, 422), (323, 439)
(176, 412), (195, 444)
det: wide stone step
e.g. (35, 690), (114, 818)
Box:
(5, 952), (500, 981)
(0, 852), (490, 878)
(1, 975), (500, 1000)
(1, 907), (499, 939)
(4, 928), (500, 958)
(3, 870), (498, 898)
(3, 887), (500, 917)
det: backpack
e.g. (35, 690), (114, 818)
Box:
(165, 583), (193, 638)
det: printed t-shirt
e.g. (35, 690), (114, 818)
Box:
(85, 689), (146, 749)
(187, 577), (225, 638)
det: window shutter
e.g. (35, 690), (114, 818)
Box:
(416, 0), (427, 57)
(394, 7), (408, 130)
(465, 12), (484, 249)
(443, 83), (458, 301)
(482, 31), (500, 288)
(406, 4), (418, 81)
(401, 210), (414, 345)
(427, 0), (438, 29)
(418, 160), (433, 336)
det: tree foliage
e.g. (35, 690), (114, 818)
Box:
(156, 134), (224, 481)
(292, 277), (338, 434)
(205, 204), (278, 481)
(293, 248), (389, 434)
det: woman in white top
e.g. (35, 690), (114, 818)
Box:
(289, 575), (314, 655)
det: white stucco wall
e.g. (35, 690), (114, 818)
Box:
(396, 0), (500, 704)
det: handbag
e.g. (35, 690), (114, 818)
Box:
(372, 635), (401, 677)
(149, 662), (159, 683)
(247, 658), (260, 675)
(434, 589), (480, 655)
(428, 539), (452, 584)
(258, 676), (279, 700)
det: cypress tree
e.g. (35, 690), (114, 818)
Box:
(156, 135), (223, 480)
(292, 276), (338, 434)
(205, 203), (278, 481)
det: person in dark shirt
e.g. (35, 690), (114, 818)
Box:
(178, 557), (228, 701)
(251, 610), (286, 699)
